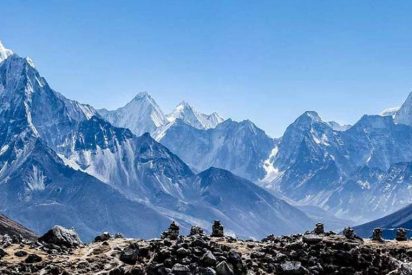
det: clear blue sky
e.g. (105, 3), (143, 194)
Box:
(1, 0), (412, 137)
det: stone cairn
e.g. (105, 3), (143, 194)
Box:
(372, 228), (384, 242)
(343, 227), (355, 239)
(189, 225), (204, 236)
(161, 221), (180, 240)
(396, 228), (407, 241)
(313, 223), (325, 235)
(160, 221), (407, 244)
(211, 220), (224, 237)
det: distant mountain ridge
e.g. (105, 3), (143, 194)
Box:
(98, 93), (225, 137)
(0, 41), (313, 240)
(4, 38), (412, 238)
(104, 89), (412, 225)
(262, 103), (412, 223)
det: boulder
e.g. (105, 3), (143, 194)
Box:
(171, 263), (191, 275)
(201, 250), (217, 266)
(94, 232), (112, 242)
(14, 250), (28, 257)
(302, 234), (322, 244)
(120, 243), (140, 265)
(199, 267), (217, 275)
(0, 248), (7, 259)
(281, 261), (308, 274)
(39, 225), (82, 247)
(215, 261), (234, 275)
(25, 253), (42, 263)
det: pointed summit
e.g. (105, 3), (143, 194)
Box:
(167, 101), (224, 129)
(0, 40), (13, 63)
(132, 91), (151, 100)
(97, 92), (167, 136)
(394, 92), (412, 126)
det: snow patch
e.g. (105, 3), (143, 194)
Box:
(25, 165), (46, 191)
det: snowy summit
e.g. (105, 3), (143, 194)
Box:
(0, 41), (13, 63)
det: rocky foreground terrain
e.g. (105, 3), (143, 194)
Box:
(1, 221), (412, 275)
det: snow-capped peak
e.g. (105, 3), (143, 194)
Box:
(394, 92), (412, 126)
(0, 40), (13, 63)
(132, 91), (151, 101)
(98, 92), (167, 136)
(167, 101), (224, 129)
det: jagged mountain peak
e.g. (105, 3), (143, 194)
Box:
(394, 91), (412, 126)
(98, 92), (167, 136)
(0, 40), (13, 63)
(298, 111), (323, 123)
(131, 91), (156, 103)
(167, 101), (224, 130)
(351, 114), (395, 130)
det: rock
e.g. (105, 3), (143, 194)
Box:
(39, 225), (82, 247)
(396, 228), (407, 241)
(372, 228), (384, 242)
(171, 263), (192, 275)
(228, 250), (241, 264)
(281, 261), (308, 274)
(189, 226), (204, 236)
(211, 221), (224, 237)
(94, 232), (112, 242)
(120, 243), (140, 265)
(177, 247), (190, 257)
(215, 261), (234, 275)
(1, 234), (12, 248)
(25, 254), (42, 263)
(201, 250), (217, 266)
(109, 267), (126, 275)
(302, 234), (322, 244)
(161, 221), (180, 240)
(199, 267), (217, 275)
(115, 233), (124, 239)
(0, 248), (7, 259)
(313, 223), (324, 235)
(14, 250), (28, 257)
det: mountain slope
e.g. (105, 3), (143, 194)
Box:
(156, 119), (275, 181)
(188, 168), (313, 237)
(394, 92), (412, 126)
(0, 42), (312, 240)
(354, 203), (412, 239)
(0, 213), (37, 240)
(262, 109), (412, 223)
(0, 137), (171, 241)
(0, 41), (13, 62)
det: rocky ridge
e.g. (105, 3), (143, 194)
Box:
(1, 222), (412, 275)
(0, 214), (37, 241)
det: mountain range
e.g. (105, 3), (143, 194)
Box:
(0, 41), (314, 241)
(99, 77), (412, 225)
(2, 39), (412, 240)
